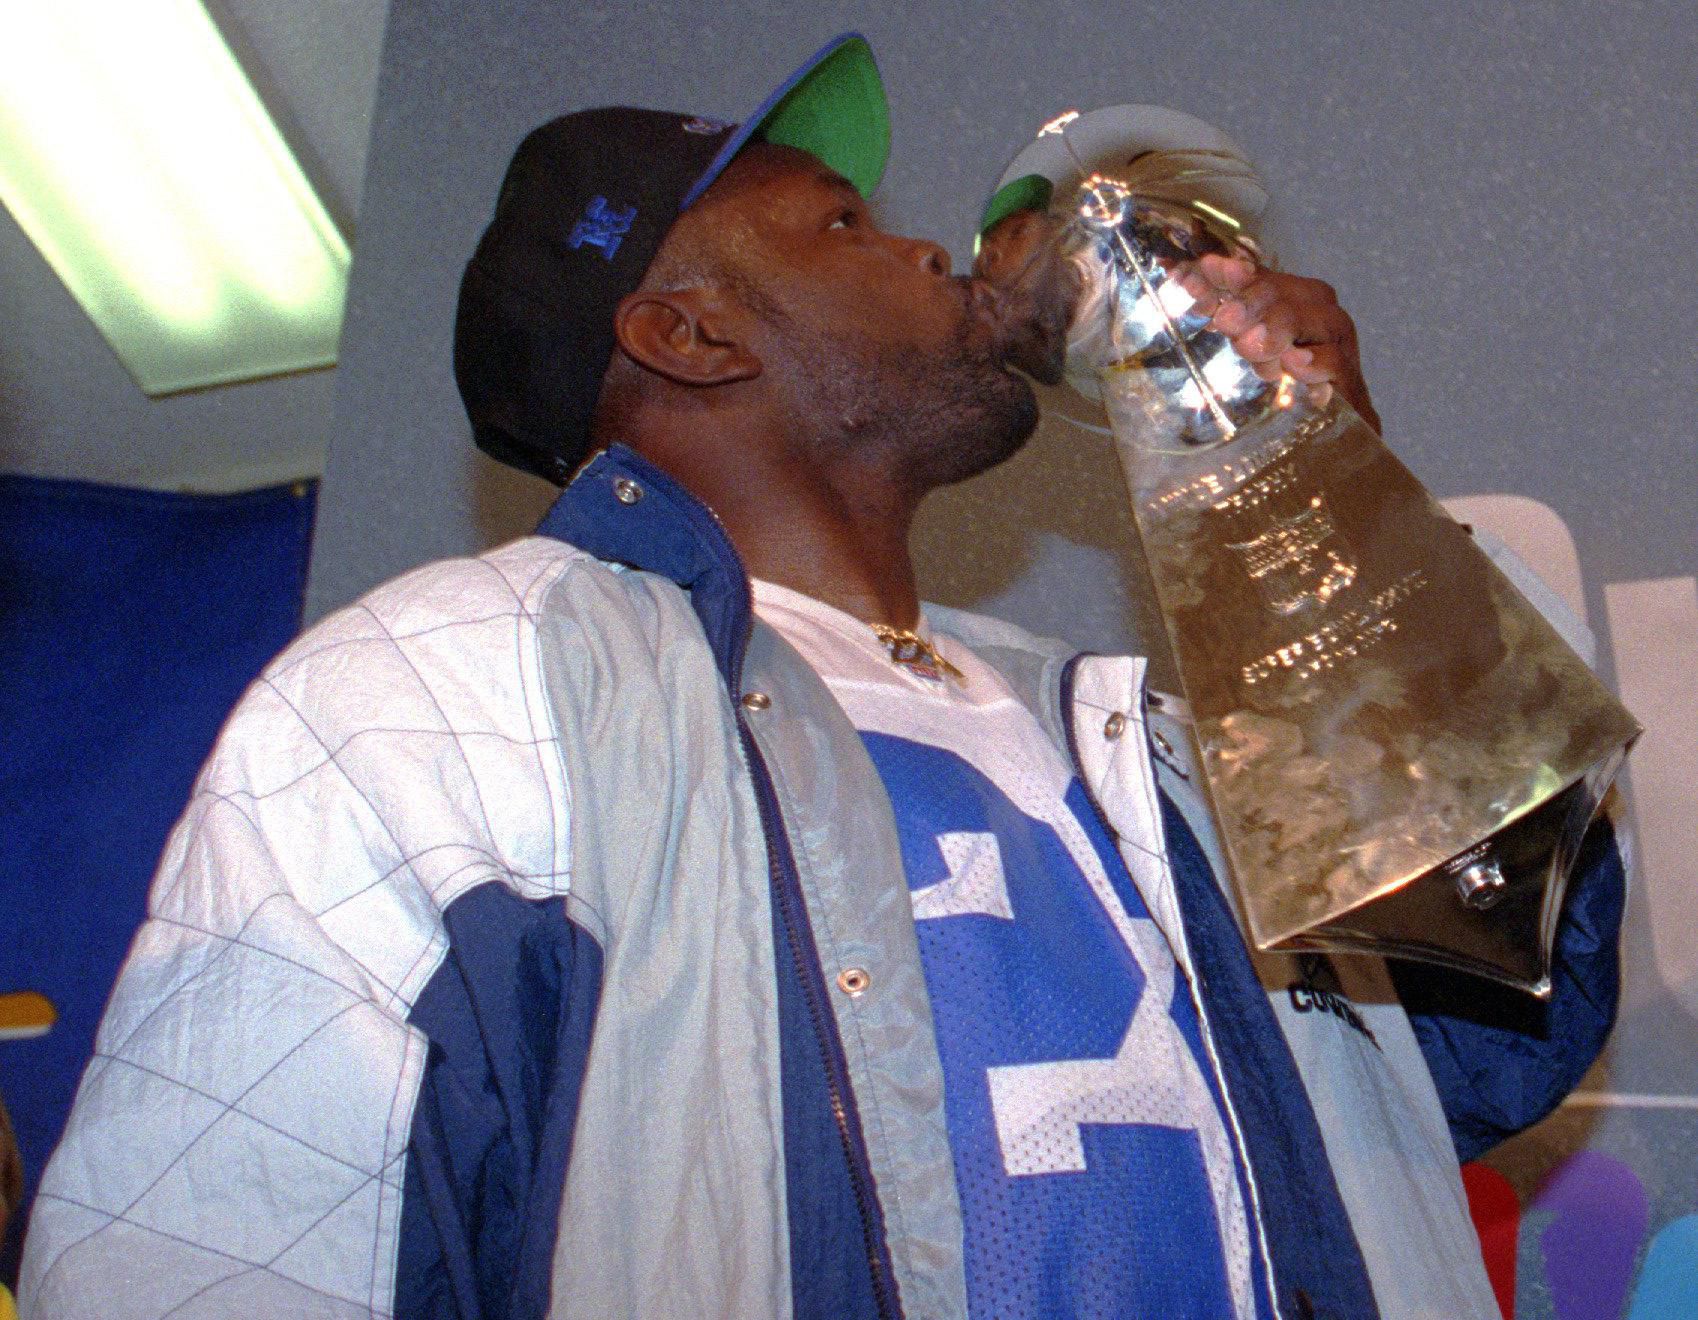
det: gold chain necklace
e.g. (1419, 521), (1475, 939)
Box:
(869, 624), (966, 683)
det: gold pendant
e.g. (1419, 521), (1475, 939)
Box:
(870, 625), (966, 683)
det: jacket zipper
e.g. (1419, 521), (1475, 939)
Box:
(1057, 656), (1285, 1320)
(737, 719), (901, 1320)
(572, 454), (900, 1317)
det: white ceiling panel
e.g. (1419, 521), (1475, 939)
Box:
(0, 0), (388, 491)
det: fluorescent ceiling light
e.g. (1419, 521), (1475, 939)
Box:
(0, 0), (350, 395)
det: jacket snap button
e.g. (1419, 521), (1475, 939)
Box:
(613, 477), (644, 505)
(740, 691), (771, 711)
(836, 967), (870, 997)
(1103, 711), (1127, 739)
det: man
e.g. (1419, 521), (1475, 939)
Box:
(22, 34), (1621, 1320)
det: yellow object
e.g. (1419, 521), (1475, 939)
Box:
(0, 991), (57, 1041)
(0, 0), (349, 394)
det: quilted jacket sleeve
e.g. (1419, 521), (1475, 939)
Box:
(20, 545), (579, 1319)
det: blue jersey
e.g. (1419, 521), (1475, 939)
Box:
(755, 583), (1271, 1320)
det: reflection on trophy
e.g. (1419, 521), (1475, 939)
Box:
(980, 107), (1641, 995)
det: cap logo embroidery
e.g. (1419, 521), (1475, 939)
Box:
(682, 116), (728, 135)
(568, 196), (638, 260)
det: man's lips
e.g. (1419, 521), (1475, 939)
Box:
(961, 273), (1071, 384)
(967, 276), (1004, 322)
(963, 277), (1021, 359)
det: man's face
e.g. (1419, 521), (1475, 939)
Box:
(692, 144), (1041, 493)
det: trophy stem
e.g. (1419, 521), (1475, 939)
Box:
(1104, 215), (1239, 441)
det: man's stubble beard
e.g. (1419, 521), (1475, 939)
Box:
(776, 314), (1040, 499)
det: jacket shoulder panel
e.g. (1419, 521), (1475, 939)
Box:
(21, 540), (589, 1319)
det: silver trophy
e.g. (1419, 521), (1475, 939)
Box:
(981, 107), (1640, 995)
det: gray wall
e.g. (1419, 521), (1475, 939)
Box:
(312, 6), (1698, 1307)
(309, 0), (1697, 616)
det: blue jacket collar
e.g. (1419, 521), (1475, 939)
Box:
(534, 444), (754, 689)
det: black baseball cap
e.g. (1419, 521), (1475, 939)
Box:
(454, 34), (890, 484)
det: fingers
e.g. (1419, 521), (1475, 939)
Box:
(1280, 345), (1344, 411)
(1213, 271), (1351, 358)
(1197, 252), (1259, 297)
(1209, 268), (1358, 377)
(1173, 253), (1255, 318)
(1279, 341), (1346, 384)
(1188, 253), (1380, 429)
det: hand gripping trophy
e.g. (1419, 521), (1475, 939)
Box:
(978, 106), (1639, 994)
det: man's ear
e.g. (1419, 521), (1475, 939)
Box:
(612, 288), (762, 388)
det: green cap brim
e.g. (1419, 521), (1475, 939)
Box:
(758, 35), (890, 198)
(685, 33), (891, 207)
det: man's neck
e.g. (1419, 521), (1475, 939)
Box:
(719, 466), (923, 629)
(611, 409), (930, 629)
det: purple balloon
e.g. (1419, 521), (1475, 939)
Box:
(1533, 1151), (1650, 1320)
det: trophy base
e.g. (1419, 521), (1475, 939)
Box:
(1264, 760), (1622, 997)
(1121, 396), (1640, 995)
